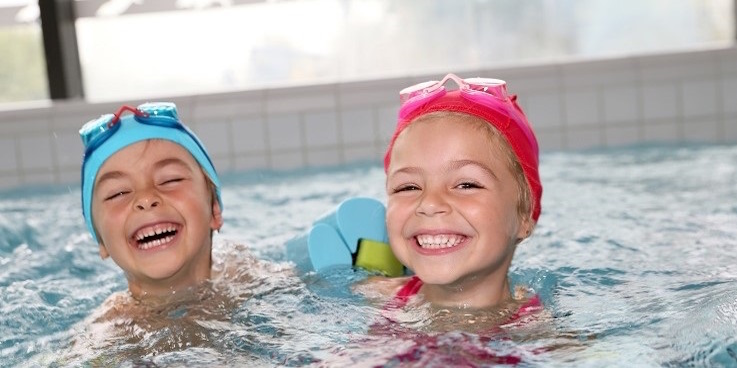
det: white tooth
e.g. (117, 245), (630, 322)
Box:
(416, 234), (464, 248)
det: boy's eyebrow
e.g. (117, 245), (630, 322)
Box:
(95, 157), (194, 187)
(95, 171), (125, 187)
(153, 157), (194, 172)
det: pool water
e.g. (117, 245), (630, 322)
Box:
(2, 143), (737, 367)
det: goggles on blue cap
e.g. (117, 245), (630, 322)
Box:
(80, 102), (222, 241)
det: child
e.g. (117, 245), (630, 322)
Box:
(79, 102), (224, 299)
(68, 102), (288, 362)
(360, 73), (543, 331)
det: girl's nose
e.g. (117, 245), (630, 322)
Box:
(416, 189), (450, 216)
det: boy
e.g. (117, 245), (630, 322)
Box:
(80, 102), (224, 299)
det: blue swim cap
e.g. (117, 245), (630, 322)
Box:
(80, 102), (222, 241)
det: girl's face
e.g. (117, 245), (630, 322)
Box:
(92, 140), (222, 297)
(385, 116), (530, 307)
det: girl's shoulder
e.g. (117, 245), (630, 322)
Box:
(353, 275), (413, 302)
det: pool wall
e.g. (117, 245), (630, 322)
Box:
(0, 45), (736, 190)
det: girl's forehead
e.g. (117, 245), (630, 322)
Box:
(396, 117), (497, 149)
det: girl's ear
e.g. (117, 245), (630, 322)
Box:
(515, 215), (535, 244)
(210, 200), (224, 231)
(99, 243), (110, 259)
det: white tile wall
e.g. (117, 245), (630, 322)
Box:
(564, 88), (600, 126)
(681, 79), (719, 118)
(0, 45), (736, 191)
(232, 116), (267, 154)
(643, 121), (681, 142)
(304, 111), (339, 148)
(267, 113), (302, 151)
(339, 109), (375, 145)
(19, 135), (54, 170)
(0, 137), (18, 171)
(642, 82), (680, 120)
(232, 153), (269, 172)
(306, 148), (342, 167)
(602, 86), (639, 124)
(521, 93), (563, 128)
(725, 115), (737, 141)
(683, 117), (720, 143)
(605, 125), (641, 147)
(720, 76), (737, 114)
(567, 128), (603, 150)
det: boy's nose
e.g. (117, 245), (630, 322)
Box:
(134, 194), (161, 211)
(416, 191), (450, 216)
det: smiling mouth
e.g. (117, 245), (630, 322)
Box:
(416, 234), (466, 249)
(134, 225), (179, 250)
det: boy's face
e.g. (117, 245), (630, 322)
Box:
(91, 140), (222, 295)
(385, 117), (530, 303)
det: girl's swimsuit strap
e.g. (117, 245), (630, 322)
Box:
(392, 276), (423, 307)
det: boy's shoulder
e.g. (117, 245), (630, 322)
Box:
(89, 291), (143, 322)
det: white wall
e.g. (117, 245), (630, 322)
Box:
(1, 45), (736, 190)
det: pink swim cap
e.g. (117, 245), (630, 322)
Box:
(383, 89), (542, 222)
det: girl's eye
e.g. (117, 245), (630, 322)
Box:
(457, 182), (483, 190)
(392, 184), (421, 193)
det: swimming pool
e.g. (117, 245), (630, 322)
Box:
(2, 143), (736, 366)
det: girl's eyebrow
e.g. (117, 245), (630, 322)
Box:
(447, 159), (499, 181)
(388, 160), (499, 180)
(389, 166), (422, 177)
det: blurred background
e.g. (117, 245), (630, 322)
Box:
(0, 0), (734, 105)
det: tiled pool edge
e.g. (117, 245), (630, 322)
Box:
(1, 45), (736, 190)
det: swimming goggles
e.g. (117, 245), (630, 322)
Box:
(398, 73), (538, 155)
(80, 102), (208, 160)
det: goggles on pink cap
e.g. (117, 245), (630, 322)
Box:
(384, 73), (542, 222)
(398, 73), (538, 157)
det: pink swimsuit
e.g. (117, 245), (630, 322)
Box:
(391, 276), (542, 322)
(379, 276), (544, 365)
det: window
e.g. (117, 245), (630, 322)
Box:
(0, 0), (734, 104)
(0, 1), (47, 104)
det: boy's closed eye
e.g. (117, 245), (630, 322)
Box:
(158, 177), (186, 186)
(104, 189), (130, 201)
(153, 158), (196, 188)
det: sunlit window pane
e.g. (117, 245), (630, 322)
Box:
(70, 0), (735, 103)
(0, 18), (48, 104)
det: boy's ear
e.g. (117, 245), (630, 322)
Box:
(210, 200), (223, 231)
(99, 243), (110, 259)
